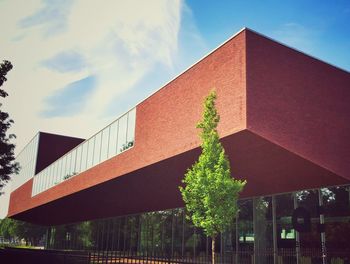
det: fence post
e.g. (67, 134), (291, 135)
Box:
(87, 251), (91, 264)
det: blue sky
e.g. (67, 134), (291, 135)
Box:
(0, 0), (349, 217)
(186, 0), (350, 70)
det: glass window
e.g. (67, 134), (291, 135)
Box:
(29, 154), (35, 177)
(51, 163), (57, 187)
(253, 196), (273, 263)
(81, 141), (88, 172)
(86, 138), (95, 170)
(237, 199), (254, 263)
(21, 163), (26, 181)
(195, 227), (207, 262)
(43, 170), (47, 192)
(75, 145), (82, 174)
(48, 164), (52, 188)
(50, 165), (54, 188)
(31, 108), (137, 195)
(222, 216), (237, 263)
(47, 166), (51, 188)
(183, 213), (195, 259)
(140, 213), (149, 253)
(37, 174), (40, 194)
(39, 172), (43, 193)
(66, 153), (72, 178)
(42, 168), (47, 191)
(61, 156), (67, 181)
(295, 189), (321, 261)
(159, 210), (173, 256)
(93, 132), (102, 166)
(126, 108), (136, 149)
(36, 173), (40, 194)
(40, 170), (46, 192)
(117, 115), (127, 154)
(33, 176), (37, 195)
(127, 215), (140, 253)
(108, 121), (118, 158)
(275, 193), (296, 263)
(35, 174), (39, 194)
(56, 159), (62, 185)
(100, 127), (109, 162)
(120, 216), (129, 252)
(29, 141), (34, 174)
(70, 149), (77, 176)
(172, 208), (184, 257)
(40, 169), (45, 191)
(66, 153), (72, 179)
(321, 185), (350, 262)
(55, 161), (60, 184)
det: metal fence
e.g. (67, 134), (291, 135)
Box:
(1, 247), (349, 264)
(87, 249), (347, 264)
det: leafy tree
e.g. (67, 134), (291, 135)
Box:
(179, 90), (246, 263)
(0, 217), (17, 240)
(49, 222), (92, 250)
(0, 60), (19, 194)
(0, 218), (46, 246)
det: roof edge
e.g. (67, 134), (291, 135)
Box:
(244, 27), (350, 74)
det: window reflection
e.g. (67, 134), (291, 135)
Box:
(81, 142), (88, 172)
(93, 132), (102, 166)
(14, 133), (39, 192)
(237, 199), (254, 263)
(276, 193), (296, 263)
(70, 149), (77, 175)
(51, 163), (56, 187)
(55, 160), (62, 185)
(45, 185), (350, 263)
(253, 196), (273, 264)
(100, 127), (109, 162)
(296, 189), (321, 262)
(108, 121), (118, 158)
(86, 138), (95, 170)
(117, 115), (128, 154)
(61, 156), (67, 182)
(32, 108), (136, 195)
(322, 186), (350, 261)
(65, 153), (71, 180)
(127, 108), (136, 148)
(75, 146), (82, 174)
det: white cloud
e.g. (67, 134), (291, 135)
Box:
(0, 0), (183, 218)
(0, 0), (182, 152)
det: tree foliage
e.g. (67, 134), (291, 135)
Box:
(0, 60), (18, 194)
(0, 218), (46, 246)
(179, 90), (246, 262)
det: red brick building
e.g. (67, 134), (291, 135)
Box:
(8, 28), (350, 263)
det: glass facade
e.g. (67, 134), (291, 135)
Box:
(11, 133), (39, 191)
(46, 184), (350, 264)
(32, 108), (136, 196)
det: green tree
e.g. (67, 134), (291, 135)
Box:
(179, 90), (246, 264)
(0, 218), (17, 240)
(0, 60), (19, 194)
(0, 218), (46, 246)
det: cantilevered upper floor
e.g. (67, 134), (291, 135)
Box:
(8, 28), (350, 225)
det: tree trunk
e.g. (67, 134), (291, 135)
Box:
(212, 236), (216, 264)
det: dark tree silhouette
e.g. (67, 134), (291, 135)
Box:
(0, 60), (19, 194)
